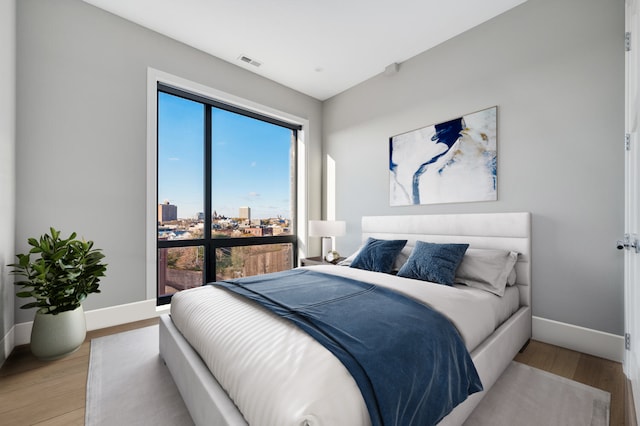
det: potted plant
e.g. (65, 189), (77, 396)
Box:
(10, 228), (107, 360)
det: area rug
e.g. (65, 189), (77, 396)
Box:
(464, 361), (610, 426)
(86, 325), (610, 426)
(85, 326), (193, 425)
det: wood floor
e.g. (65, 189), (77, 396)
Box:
(514, 340), (627, 425)
(0, 319), (629, 425)
(0, 318), (159, 426)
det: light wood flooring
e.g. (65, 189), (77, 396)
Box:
(0, 318), (159, 425)
(0, 319), (630, 425)
(514, 340), (627, 425)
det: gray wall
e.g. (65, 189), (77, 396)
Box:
(323, 0), (625, 335)
(0, 0), (16, 365)
(15, 0), (323, 323)
(14, 0), (625, 336)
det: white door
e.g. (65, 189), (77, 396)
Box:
(625, 0), (640, 417)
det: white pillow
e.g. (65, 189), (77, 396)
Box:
(455, 249), (518, 296)
(393, 245), (413, 271)
(506, 266), (517, 286)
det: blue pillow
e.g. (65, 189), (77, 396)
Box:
(349, 238), (407, 273)
(397, 241), (469, 286)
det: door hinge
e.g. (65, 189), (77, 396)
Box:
(626, 32), (632, 52)
(618, 233), (640, 253)
(626, 133), (631, 151)
(626, 333), (631, 350)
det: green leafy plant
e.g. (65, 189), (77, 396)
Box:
(9, 228), (107, 315)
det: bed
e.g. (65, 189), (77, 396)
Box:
(159, 212), (532, 425)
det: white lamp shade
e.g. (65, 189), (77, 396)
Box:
(308, 220), (346, 237)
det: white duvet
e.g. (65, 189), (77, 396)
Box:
(170, 265), (519, 426)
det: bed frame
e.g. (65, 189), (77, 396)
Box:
(159, 212), (532, 425)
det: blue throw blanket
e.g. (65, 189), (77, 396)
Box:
(214, 269), (482, 426)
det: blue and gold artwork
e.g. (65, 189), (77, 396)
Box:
(389, 106), (497, 206)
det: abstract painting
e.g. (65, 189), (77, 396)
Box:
(389, 106), (497, 206)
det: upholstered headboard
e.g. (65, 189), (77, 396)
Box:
(361, 212), (531, 307)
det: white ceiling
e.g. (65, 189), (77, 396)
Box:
(82, 0), (527, 100)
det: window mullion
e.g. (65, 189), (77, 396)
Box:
(205, 106), (214, 284)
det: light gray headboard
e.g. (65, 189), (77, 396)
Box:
(361, 212), (531, 307)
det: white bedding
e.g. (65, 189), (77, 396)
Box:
(169, 265), (520, 426)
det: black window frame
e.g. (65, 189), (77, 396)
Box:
(156, 83), (300, 305)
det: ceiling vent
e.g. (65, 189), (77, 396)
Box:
(238, 55), (262, 68)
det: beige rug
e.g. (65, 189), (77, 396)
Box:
(85, 326), (193, 425)
(86, 325), (610, 426)
(465, 361), (610, 426)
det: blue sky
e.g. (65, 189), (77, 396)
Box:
(158, 92), (293, 220)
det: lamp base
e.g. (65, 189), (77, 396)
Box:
(321, 237), (332, 261)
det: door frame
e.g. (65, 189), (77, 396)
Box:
(625, 0), (640, 420)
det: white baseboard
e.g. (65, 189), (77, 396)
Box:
(7, 306), (624, 364)
(533, 316), (624, 362)
(1, 325), (15, 369)
(12, 299), (169, 347)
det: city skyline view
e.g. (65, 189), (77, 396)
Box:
(158, 91), (294, 220)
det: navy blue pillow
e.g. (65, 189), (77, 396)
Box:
(397, 241), (469, 286)
(350, 238), (407, 274)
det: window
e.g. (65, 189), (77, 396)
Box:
(156, 84), (300, 304)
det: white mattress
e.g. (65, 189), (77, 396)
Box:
(169, 265), (520, 426)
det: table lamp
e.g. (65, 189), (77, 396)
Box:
(308, 220), (346, 261)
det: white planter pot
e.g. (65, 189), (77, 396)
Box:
(30, 305), (87, 360)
